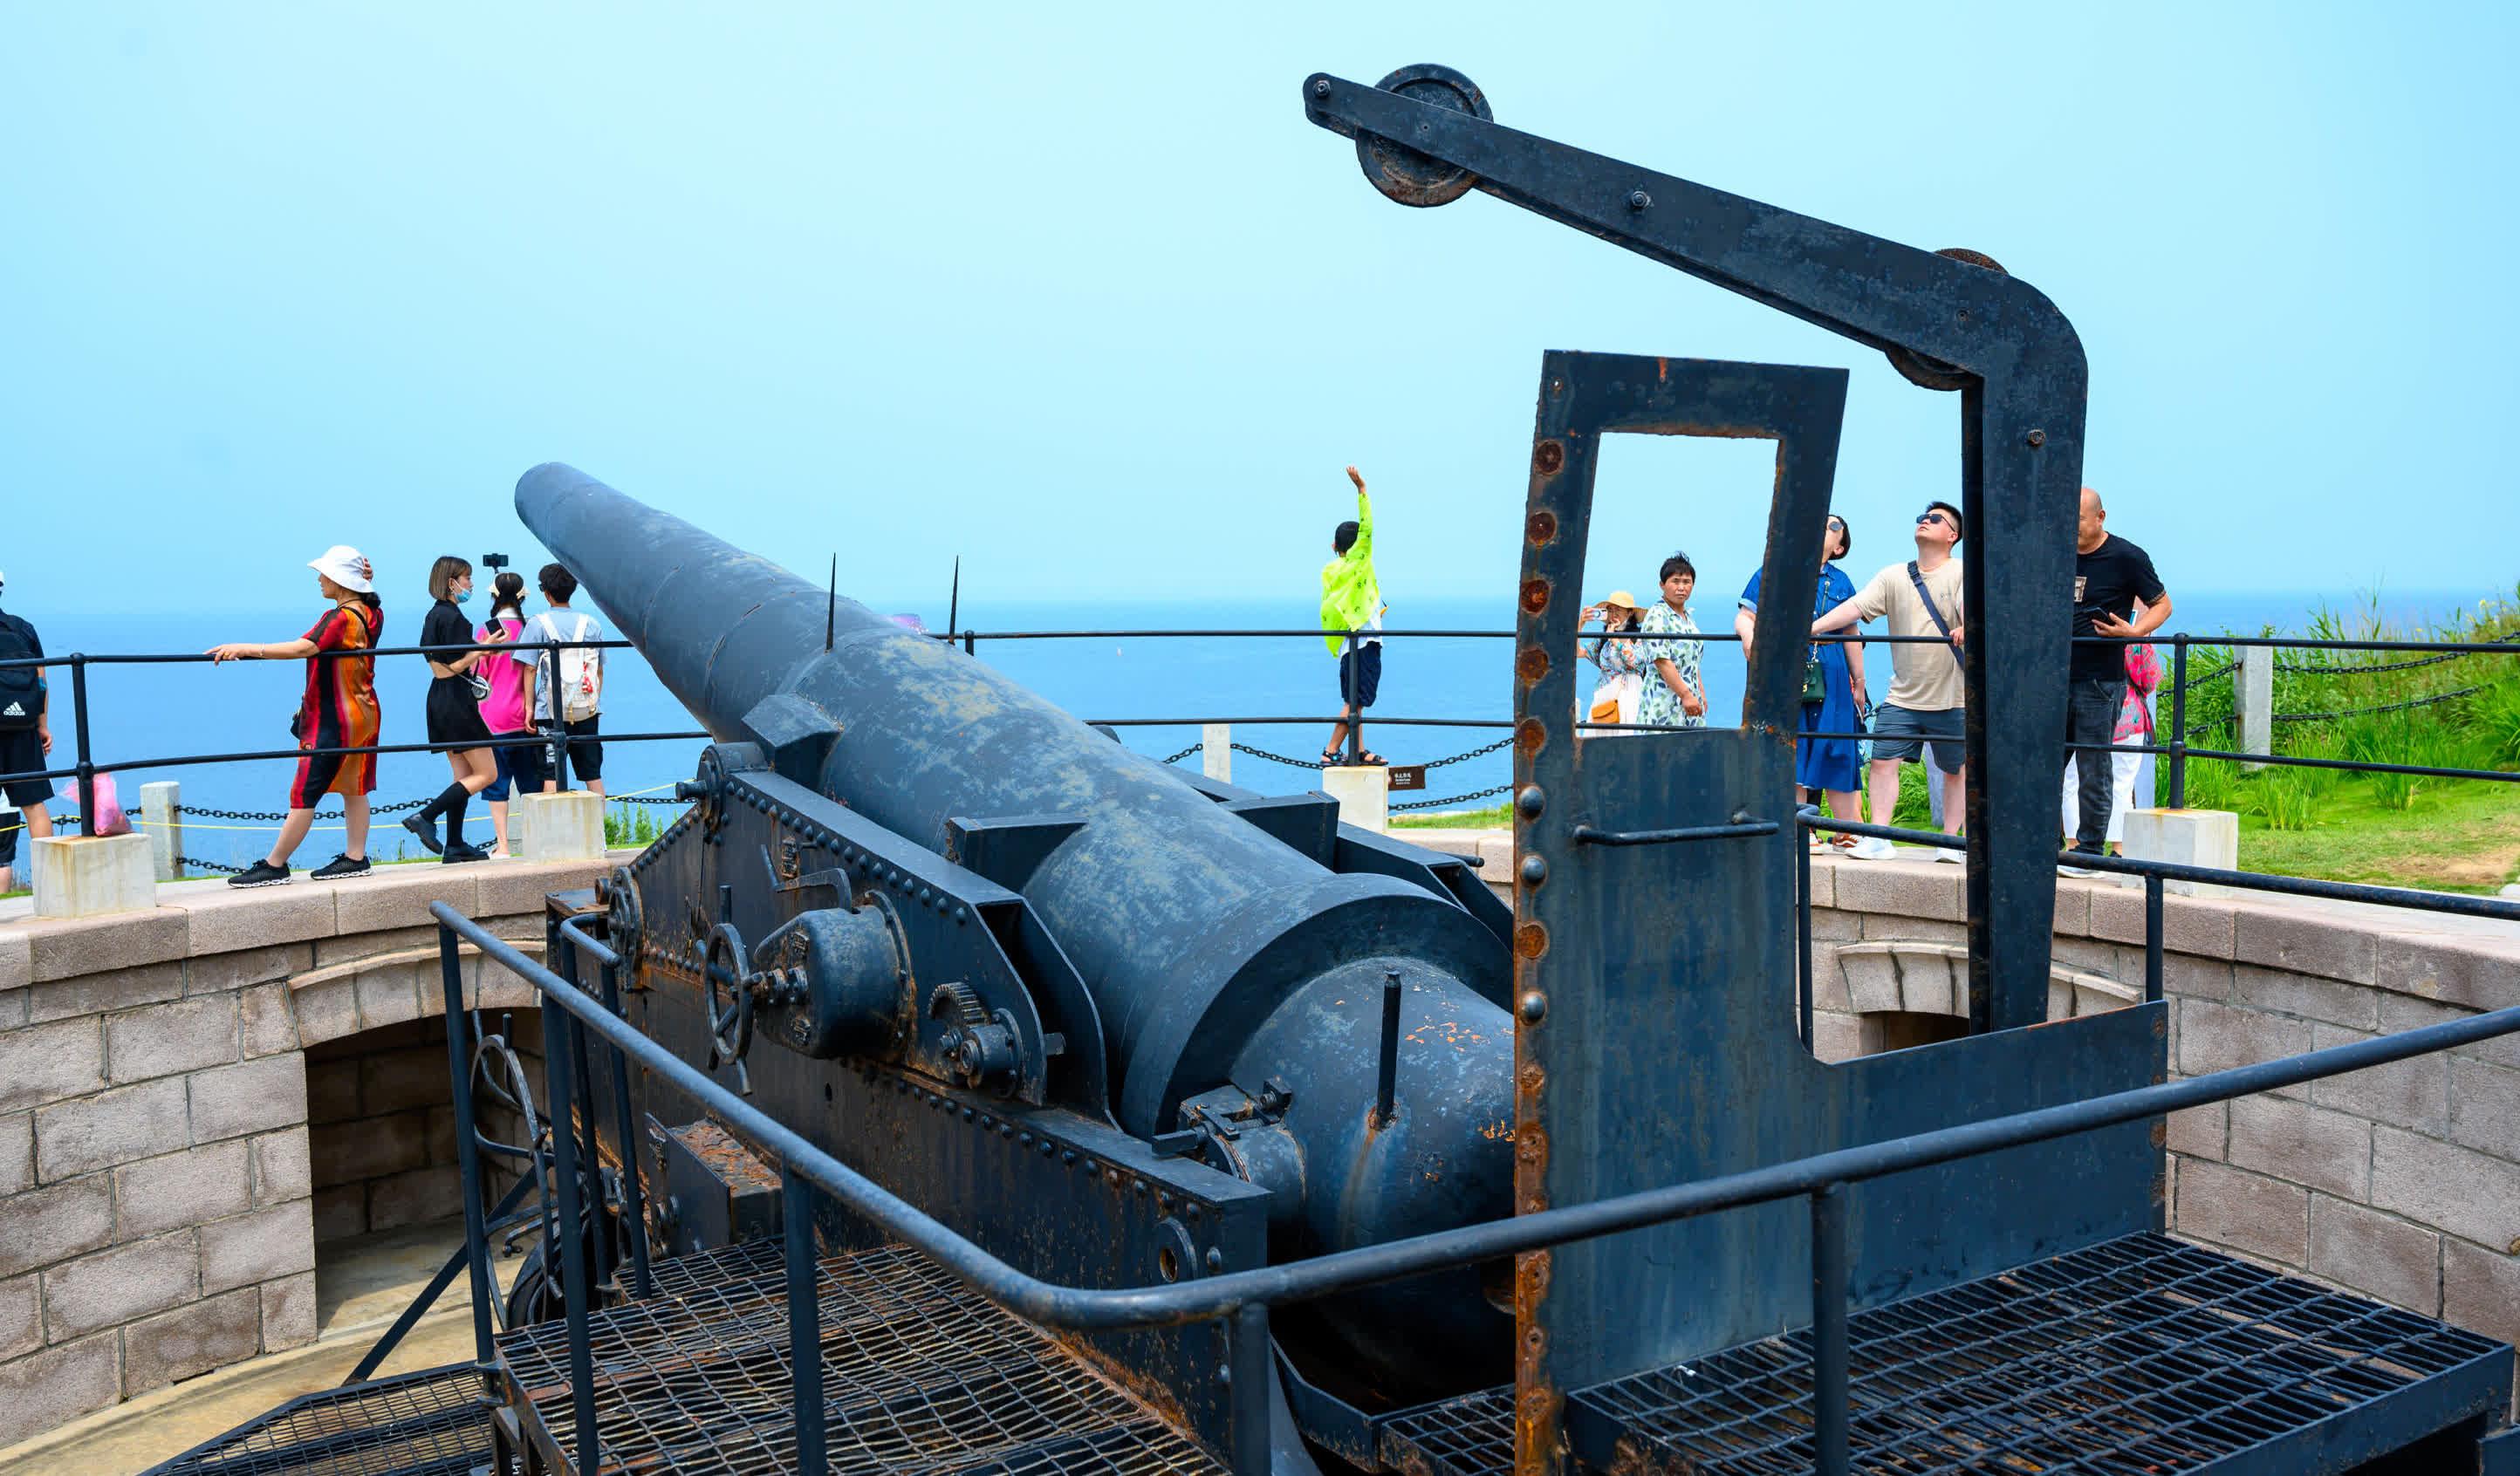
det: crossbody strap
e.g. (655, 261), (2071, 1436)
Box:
(1907, 561), (1964, 669)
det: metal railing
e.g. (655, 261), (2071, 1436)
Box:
(0, 639), (704, 862)
(421, 819), (2520, 1476)
(11, 626), (2513, 843)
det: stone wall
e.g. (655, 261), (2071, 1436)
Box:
(0, 857), (620, 1448)
(1418, 830), (2520, 1367)
(307, 1015), (544, 1244)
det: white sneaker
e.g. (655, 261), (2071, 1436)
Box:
(1934, 844), (1966, 864)
(1847, 836), (1896, 861)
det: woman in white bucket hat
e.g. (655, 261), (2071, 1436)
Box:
(203, 546), (384, 886)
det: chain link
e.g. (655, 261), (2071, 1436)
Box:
(2276, 638), (2518, 677)
(615, 794), (689, 805)
(2271, 685), (2488, 724)
(1391, 782), (1514, 813)
(178, 854), (250, 874)
(1161, 743), (1201, 766)
(1423, 735), (1515, 770)
(1231, 741), (1331, 769)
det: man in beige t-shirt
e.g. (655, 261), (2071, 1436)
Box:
(1813, 501), (1966, 858)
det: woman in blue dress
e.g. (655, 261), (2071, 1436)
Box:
(1735, 516), (1868, 847)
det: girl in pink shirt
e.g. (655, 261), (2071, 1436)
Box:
(476, 573), (534, 857)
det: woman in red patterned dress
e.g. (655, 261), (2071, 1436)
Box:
(206, 546), (384, 886)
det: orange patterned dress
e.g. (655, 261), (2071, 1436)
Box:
(290, 600), (382, 807)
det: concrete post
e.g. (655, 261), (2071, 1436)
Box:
(1202, 722), (1231, 783)
(2122, 808), (2239, 898)
(140, 780), (181, 881)
(2236, 646), (2274, 770)
(31, 832), (157, 917)
(517, 791), (606, 861)
(1321, 764), (1388, 833)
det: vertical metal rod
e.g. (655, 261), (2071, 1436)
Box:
(961, 630), (976, 657)
(2144, 873), (2166, 1006)
(784, 1165), (829, 1476)
(70, 654), (94, 835)
(1229, 1301), (1272, 1474)
(549, 638), (575, 792)
(1809, 1182), (1851, 1476)
(599, 956), (653, 1298)
(2168, 635), (2188, 810)
(439, 925), (496, 1370)
(541, 997), (602, 1475)
(1797, 808), (1816, 1049)
(1373, 968), (1401, 1127)
(555, 933), (613, 1281)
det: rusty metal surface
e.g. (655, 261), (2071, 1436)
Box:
(501, 1239), (1230, 1474)
(1503, 351), (2158, 1464)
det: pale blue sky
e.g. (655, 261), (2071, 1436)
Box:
(3, 3), (2512, 619)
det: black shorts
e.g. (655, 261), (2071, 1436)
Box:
(1339, 645), (1383, 709)
(546, 715), (602, 782)
(0, 727), (51, 810)
(426, 682), (494, 748)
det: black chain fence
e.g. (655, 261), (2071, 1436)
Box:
(1392, 783), (1514, 813)
(178, 854), (250, 874)
(2271, 685), (2489, 724)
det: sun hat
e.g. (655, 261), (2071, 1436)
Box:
(308, 545), (374, 594)
(1599, 590), (1640, 609)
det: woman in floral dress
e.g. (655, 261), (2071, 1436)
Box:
(1636, 552), (1708, 729)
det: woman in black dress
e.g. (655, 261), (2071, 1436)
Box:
(401, 556), (496, 863)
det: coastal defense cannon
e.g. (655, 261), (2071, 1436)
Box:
(520, 464), (1524, 1429)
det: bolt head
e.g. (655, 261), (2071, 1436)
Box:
(1519, 854), (1547, 885)
(1515, 784), (1546, 819)
(1626, 189), (1651, 211)
(2026, 428), (2047, 448)
(1311, 78), (1332, 99)
(1518, 990), (1548, 1024)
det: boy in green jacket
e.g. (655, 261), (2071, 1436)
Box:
(1319, 465), (1387, 766)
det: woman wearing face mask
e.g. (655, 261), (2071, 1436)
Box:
(1635, 551), (1708, 730)
(402, 557), (495, 864)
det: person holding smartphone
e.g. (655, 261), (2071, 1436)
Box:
(2063, 487), (2171, 871)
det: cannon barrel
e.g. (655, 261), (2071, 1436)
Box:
(517, 462), (1515, 1396)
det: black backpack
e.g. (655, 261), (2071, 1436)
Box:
(0, 615), (41, 732)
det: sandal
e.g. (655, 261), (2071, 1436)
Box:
(1319, 749), (1343, 768)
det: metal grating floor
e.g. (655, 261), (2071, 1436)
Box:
(500, 1239), (1226, 1474)
(138, 1362), (492, 1476)
(1382, 1233), (2510, 1476)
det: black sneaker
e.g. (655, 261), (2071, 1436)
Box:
(401, 813), (443, 855)
(309, 854), (371, 880)
(442, 842), (491, 865)
(227, 859), (291, 888)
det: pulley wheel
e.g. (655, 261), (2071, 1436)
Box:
(1355, 64), (1491, 208)
(1886, 248), (2009, 391)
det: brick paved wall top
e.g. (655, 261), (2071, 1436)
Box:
(0, 854), (624, 1451)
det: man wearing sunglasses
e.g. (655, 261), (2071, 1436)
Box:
(1812, 500), (1967, 860)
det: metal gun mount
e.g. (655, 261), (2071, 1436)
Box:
(1308, 63), (2086, 1038)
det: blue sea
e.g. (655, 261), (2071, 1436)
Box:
(9, 590), (2478, 868)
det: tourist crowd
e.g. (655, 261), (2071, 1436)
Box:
(1320, 476), (2171, 872)
(0, 552), (610, 893)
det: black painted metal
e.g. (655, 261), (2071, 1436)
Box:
(784, 1165), (830, 1476)
(1306, 69), (2089, 1035)
(1808, 1185), (1850, 1476)
(517, 461), (1516, 1408)
(438, 926), (497, 1371)
(539, 994), (604, 1473)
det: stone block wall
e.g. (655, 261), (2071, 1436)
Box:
(1415, 830), (2520, 1370)
(306, 1015), (544, 1244)
(0, 856), (622, 1448)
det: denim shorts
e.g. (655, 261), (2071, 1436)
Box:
(1869, 703), (1964, 774)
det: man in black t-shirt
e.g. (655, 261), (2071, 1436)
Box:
(2065, 487), (2171, 866)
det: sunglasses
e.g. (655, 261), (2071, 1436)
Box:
(1915, 510), (1955, 530)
